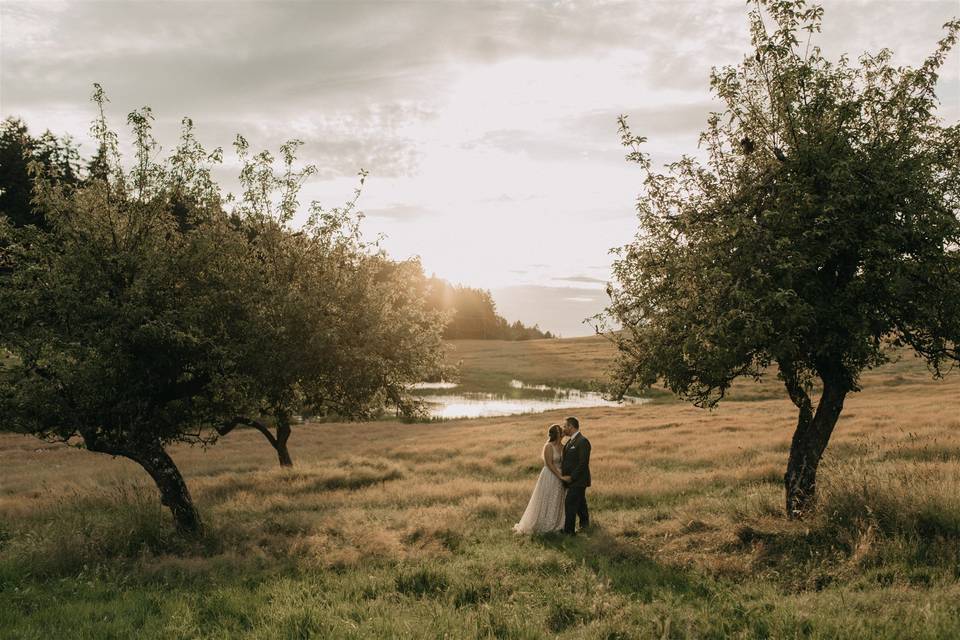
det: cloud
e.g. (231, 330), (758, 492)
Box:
(478, 193), (536, 204)
(554, 275), (608, 285)
(577, 101), (720, 141)
(3, 0), (957, 339)
(1, 2), (669, 113)
(363, 203), (432, 221)
(464, 125), (624, 165)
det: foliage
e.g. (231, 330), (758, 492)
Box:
(0, 93), (250, 444)
(0, 117), (82, 229)
(215, 134), (446, 462)
(0, 88), (255, 532)
(230, 134), (445, 424)
(598, 0), (960, 515)
(0, 84), (446, 530)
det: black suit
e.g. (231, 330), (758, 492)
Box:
(561, 431), (591, 533)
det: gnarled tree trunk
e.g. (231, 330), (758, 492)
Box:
(84, 435), (203, 535)
(274, 418), (293, 467)
(782, 367), (848, 518)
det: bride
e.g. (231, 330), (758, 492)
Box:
(513, 424), (565, 534)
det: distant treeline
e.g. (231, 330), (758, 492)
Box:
(425, 277), (554, 340)
(0, 118), (84, 230)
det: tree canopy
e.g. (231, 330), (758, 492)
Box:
(0, 117), (82, 229)
(0, 97), (248, 533)
(599, 0), (960, 517)
(0, 86), (446, 532)
(216, 135), (446, 464)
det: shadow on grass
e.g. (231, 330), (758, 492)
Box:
(0, 485), (228, 580)
(532, 526), (713, 603)
(728, 505), (960, 591)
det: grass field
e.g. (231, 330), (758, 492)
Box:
(443, 336), (621, 391)
(2, 338), (960, 638)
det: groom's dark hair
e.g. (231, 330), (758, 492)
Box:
(565, 416), (579, 430)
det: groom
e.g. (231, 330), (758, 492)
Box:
(560, 416), (591, 535)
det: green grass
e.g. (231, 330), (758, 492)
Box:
(3, 522), (960, 639)
(444, 337), (793, 403)
(2, 338), (960, 638)
(4, 454), (960, 638)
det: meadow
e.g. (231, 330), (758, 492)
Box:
(444, 337), (792, 402)
(2, 337), (960, 639)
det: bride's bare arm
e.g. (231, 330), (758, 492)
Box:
(542, 444), (562, 479)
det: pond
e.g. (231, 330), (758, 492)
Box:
(410, 379), (648, 419)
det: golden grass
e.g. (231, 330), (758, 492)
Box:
(3, 349), (957, 566)
(444, 335), (618, 388)
(2, 343), (960, 637)
(445, 334), (901, 403)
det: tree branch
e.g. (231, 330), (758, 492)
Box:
(217, 416), (278, 447)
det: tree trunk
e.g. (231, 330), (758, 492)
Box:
(131, 444), (204, 535)
(782, 372), (847, 519)
(218, 415), (293, 467)
(275, 419), (293, 467)
(84, 436), (203, 535)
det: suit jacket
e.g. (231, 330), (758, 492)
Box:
(561, 432), (591, 488)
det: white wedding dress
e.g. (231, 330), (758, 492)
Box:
(513, 444), (565, 534)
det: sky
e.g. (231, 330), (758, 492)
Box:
(2, 0), (958, 336)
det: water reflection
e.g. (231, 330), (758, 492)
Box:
(411, 379), (647, 419)
(410, 381), (459, 390)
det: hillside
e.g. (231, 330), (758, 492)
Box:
(2, 339), (959, 637)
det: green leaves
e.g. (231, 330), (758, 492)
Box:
(601, 0), (960, 404)
(0, 86), (446, 450)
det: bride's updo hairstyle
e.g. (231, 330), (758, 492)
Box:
(548, 424), (562, 442)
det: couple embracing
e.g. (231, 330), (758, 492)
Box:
(513, 416), (591, 535)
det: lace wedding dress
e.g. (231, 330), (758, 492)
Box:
(513, 444), (565, 534)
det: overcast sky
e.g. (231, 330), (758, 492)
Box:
(2, 0), (958, 336)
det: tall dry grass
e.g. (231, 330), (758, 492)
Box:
(1, 345), (959, 637)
